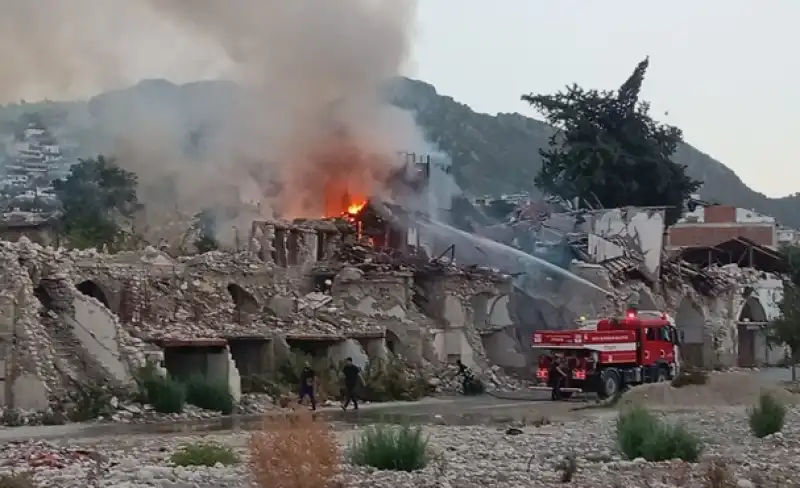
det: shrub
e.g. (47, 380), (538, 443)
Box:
(462, 375), (485, 396)
(144, 376), (186, 414)
(170, 441), (240, 467)
(184, 376), (235, 414)
(276, 352), (339, 401)
(68, 382), (115, 422)
(347, 424), (430, 472)
(249, 411), (340, 488)
(748, 392), (786, 438)
(616, 406), (702, 462)
(0, 472), (35, 488)
(360, 358), (429, 402)
(670, 370), (709, 388)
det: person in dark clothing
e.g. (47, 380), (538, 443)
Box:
(341, 357), (362, 411)
(455, 359), (473, 394)
(298, 362), (317, 411)
(550, 357), (567, 401)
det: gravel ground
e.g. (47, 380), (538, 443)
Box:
(1, 404), (798, 488)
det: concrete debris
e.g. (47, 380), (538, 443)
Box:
(0, 202), (792, 417)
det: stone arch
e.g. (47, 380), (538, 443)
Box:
(737, 296), (768, 368)
(675, 298), (705, 368)
(227, 283), (259, 324)
(738, 296), (767, 323)
(76, 280), (109, 308)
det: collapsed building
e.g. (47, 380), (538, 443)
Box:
(0, 208), (515, 411)
(465, 203), (789, 373)
(0, 171), (791, 412)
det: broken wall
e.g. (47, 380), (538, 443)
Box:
(588, 207), (665, 281)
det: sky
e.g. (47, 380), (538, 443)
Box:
(3, 1), (797, 199)
(412, 0), (800, 199)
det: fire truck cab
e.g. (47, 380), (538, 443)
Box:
(531, 308), (680, 398)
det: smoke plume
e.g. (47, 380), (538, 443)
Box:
(1, 0), (425, 244)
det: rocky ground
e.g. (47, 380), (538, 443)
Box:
(1, 404), (797, 488)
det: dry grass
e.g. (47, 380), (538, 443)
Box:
(702, 461), (735, 488)
(248, 410), (341, 488)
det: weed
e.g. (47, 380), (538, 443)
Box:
(40, 409), (67, 426)
(1, 408), (23, 427)
(183, 376), (235, 414)
(360, 357), (429, 402)
(555, 452), (577, 483)
(0, 472), (35, 488)
(748, 392), (786, 438)
(249, 411), (340, 488)
(703, 461), (735, 488)
(347, 424), (429, 472)
(140, 374), (186, 414)
(67, 382), (115, 422)
(170, 441), (240, 467)
(616, 406), (702, 462)
(671, 370), (709, 388)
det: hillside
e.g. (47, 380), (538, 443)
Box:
(3, 77), (800, 228)
(387, 78), (800, 228)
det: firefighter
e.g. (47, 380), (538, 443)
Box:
(455, 359), (473, 395)
(550, 357), (568, 401)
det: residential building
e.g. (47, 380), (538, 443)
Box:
(666, 205), (777, 249)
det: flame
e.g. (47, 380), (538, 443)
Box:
(347, 200), (368, 215)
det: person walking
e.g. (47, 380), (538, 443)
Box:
(455, 359), (473, 394)
(341, 357), (362, 411)
(550, 357), (567, 401)
(298, 361), (317, 411)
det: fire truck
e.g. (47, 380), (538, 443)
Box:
(531, 308), (680, 398)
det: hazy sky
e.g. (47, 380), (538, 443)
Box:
(412, 0), (799, 198)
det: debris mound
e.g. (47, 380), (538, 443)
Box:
(620, 371), (798, 408)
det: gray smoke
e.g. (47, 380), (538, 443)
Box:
(0, 0), (426, 245)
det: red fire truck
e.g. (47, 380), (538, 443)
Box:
(531, 308), (680, 398)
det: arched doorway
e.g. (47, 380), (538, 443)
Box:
(675, 298), (705, 368)
(737, 296), (767, 367)
(76, 280), (109, 308)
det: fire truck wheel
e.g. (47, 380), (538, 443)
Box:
(599, 369), (621, 399)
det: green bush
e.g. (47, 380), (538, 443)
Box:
(143, 376), (186, 414)
(184, 376), (235, 414)
(347, 424), (429, 471)
(170, 441), (240, 467)
(360, 358), (429, 402)
(616, 406), (702, 462)
(276, 352), (339, 400)
(68, 382), (115, 422)
(748, 393), (786, 438)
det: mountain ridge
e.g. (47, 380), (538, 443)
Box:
(4, 77), (799, 227)
(387, 77), (800, 228)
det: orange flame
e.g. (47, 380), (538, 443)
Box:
(347, 200), (368, 216)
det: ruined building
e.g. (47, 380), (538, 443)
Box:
(0, 185), (792, 411)
(0, 205), (513, 410)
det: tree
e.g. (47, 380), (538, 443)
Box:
(769, 281), (800, 381)
(522, 57), (701, 225)
(52, 155), (140, 249)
